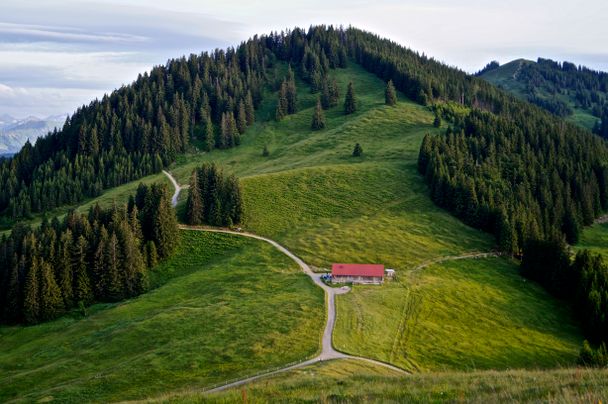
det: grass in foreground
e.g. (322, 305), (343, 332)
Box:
(334, 257), (582, 371)
(172, 359), (608, 403)
(0, 231), (324, 403)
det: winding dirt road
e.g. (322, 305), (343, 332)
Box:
(161, 170), (407, 393)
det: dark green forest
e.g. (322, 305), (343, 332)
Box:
(0, 183), (178, 324)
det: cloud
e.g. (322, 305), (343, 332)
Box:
(0, 22), (148, 44)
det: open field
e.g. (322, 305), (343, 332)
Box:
(576, 221), (608, 258)
(173, 359), (608, 403)
(0, 231), (323, 402)
(334, 257), (582, 371)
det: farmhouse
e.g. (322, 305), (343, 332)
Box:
(331, 263), (385, 284)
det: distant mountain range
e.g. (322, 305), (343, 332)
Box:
(0, 113), (66, 155)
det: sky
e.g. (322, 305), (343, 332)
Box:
(1, 0), (607, 118)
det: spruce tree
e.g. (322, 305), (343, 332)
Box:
(152, 186), (178, 258)
(344, 82), (357, 115)
(23, 256), (40, 324)
(244, 91), (255, 126)
(186, 170), (204, 225)
(57, 231), (74, 307)
(262, 145), (270, 157)
(433, 115), (441, 128)
(311, 98), (326, 130)
(39, 259), (64, 321)
(385, 80), (397, 106)
(352, 143), (363, 157)
(236, 100), (247, 134)
(104, 232), (123, 301)
(145, 241), (158, 268)
(72, 235), (93, 305)
(275, 81), (288, 121)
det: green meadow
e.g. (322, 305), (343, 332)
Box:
(0, 231), (323, 402)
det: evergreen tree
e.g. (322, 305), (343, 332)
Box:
(186, 170), (204, 225)
(152, 186), (178, 258)
(344, 82), (357, 115)
(236, 100), (247, 134)
(311, 98), (326, 130)
(72, 235), (93, 305)
(39, 259), (64, 321)
(244, 91), (255, 126)
(57, 230), (74, 307)
(275, 81), (288, 121)
(352, 143), (363, 157)
(433, 115), (442, 128)
(262, 145), (270, 157)
(23, 256), (40, 324)
(385, 80), (397, 106)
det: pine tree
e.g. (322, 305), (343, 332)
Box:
(244, 91), (255, 126)
(72, 235), (93, 305)
(186, 170), (204, 225)
(23, 256), (40, 324)
(153, 186), (178, 258)
(262, 145), (270, 157)
(39, 259), (64, 321)
(344, 82), (357, 115)
(352, 143), (363, 157)
(275, 81), (288, 121)
(433, 115), (442, 128)
(145, 241), (158, 268)
(104, 232), (123, 301)
(385, 80), (397, 106)
(57, 230), (74, 307)
(311, 98), (326, 130)
(236, 100), (247, 134)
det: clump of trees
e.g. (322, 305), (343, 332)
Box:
(0, 183), (178, 325)
(520, 241), (608, 366)
(275, 67), (298, 121)
(321, 76), (340, 109)
(185, 163), (242, 227)
(418, 108), (608, 256)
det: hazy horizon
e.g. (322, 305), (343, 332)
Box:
(2, 0), (607, 118)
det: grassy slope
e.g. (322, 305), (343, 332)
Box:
(197, 359), (608, 403)
(169, 62), (581, 370)
(0, 231), (323, 402)
(576, 221), (608, 258)
(0, 61), (587, 401)
(335, 257), (581, 371)
(480, 59), (598, 130)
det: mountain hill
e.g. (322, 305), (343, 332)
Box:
(477, 58), (608, 130)
(2, 25), (608, 400)
(0, 114), (65, 155)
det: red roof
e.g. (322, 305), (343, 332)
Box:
(332, 263), (384, 277)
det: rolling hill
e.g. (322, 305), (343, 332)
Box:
(478, 58), (608, 130)
(1, 25), (607, 401)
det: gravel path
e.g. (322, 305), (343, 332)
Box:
(160, 169), (408, 394)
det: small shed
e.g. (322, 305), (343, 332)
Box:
(331, 263), (385, 284)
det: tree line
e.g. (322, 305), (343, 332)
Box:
(418, 108), (608, 255)
(0, 183), (178, 324)
(521, 240), (608, 366)
(186, 163), (242, 227)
